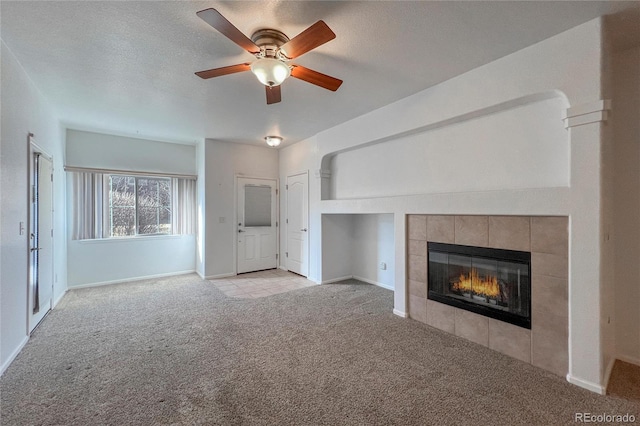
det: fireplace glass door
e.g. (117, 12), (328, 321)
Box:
(428, 243), (531, 328)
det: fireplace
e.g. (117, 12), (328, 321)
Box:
(427, 242), (531, 329)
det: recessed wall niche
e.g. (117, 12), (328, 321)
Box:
(321, 95), (569, 201)
(407, 214), (568, 377)
(321, 213), (394, 288)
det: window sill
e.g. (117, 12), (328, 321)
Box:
(75, 234), (190, 244)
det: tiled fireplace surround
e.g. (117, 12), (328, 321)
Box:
(407, 215), (568, 377)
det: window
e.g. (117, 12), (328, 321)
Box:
(70, 170), (196, 240)
(244, 185), (272, 227)
(108, 175), (172, 237)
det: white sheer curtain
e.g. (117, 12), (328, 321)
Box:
(71, 172), (106, 240)
(171, 178), (197, 235)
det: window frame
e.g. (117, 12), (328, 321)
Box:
(106, 174), (173, 238)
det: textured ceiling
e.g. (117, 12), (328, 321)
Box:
(2, 1), (639, 147)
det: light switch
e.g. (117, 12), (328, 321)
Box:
(19, 221), (25, 235)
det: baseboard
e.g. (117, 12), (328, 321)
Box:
(204, 272), (236, 280)
(321, 275), (354, 284)
(0, 336), (29, 377)
(393, 309), (408, 318)
(352, 275), (394, 291)
(278, 266), (288, 272)
(570, 356), (640, 395)
(196, 270), (205, 279)
(616, 354), (640, 368)
(566, 373), (606, 395)
(321, 275), (395, 289)
(69, 270), (196, 289)
(52, 289), (67, 308)
(603, 357), (616, 392)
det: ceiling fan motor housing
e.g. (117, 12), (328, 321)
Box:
(251, 28), (290, 59)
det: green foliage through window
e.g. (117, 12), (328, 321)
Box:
(109, 175), (171, 237)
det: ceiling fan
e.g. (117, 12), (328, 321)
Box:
(195, 8), (343, 105)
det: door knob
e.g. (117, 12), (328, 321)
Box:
(238, 229), (245, 233)
(301, 228), (307, 232)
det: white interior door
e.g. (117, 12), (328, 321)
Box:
(237, 177), (277, 274)
(286, 172), (308, 277)
(29, 152), (54, 332)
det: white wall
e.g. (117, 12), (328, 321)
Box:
(329, 97), (569, 199)
(280, 18), (609, 392)
(65, 131), (197, 287)
(66, 129), (196, 176)
(321, 215), (354, 283)
(203, 140), (278, 278)
(613, 45), (640, 365)
(351, 214), (394, 289)
(599, 27), (617, 385)
(1, 41), (67, 372)
(196, 140), (206, 277)
(67, 235), (196, 287)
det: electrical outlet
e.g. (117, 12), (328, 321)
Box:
(380, 262), (387, 270)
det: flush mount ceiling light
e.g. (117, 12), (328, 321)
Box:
(265, 136), (283, 147)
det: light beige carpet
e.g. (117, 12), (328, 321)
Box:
(1, 274), (638, 425)
(609, 361), (640, 402)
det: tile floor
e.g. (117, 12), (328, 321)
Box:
(209, 269), (317, 299)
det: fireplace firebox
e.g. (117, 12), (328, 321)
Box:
(427, 242), (531, 329)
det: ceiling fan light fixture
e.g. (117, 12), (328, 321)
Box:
(265, 136), (283, 147)
(251, 58), (291, 87)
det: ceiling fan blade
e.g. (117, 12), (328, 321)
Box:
(279, 20), (336, 59)
(266, 85), (282, 105)
(291, 66), (342, 91)
(197, 8), (261, 54)
(195, 63), (251, 79)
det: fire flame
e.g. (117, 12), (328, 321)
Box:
(451, 268), (500, 299)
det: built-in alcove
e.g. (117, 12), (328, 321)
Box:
(407, 214), (568, 377)
(320, 93), (569, 201)
(321, 213), (394, 289)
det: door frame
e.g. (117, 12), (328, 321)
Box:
(234, 175), (279, 275)
(285, 170), (309, 277)
(28, 135), (54, 333)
